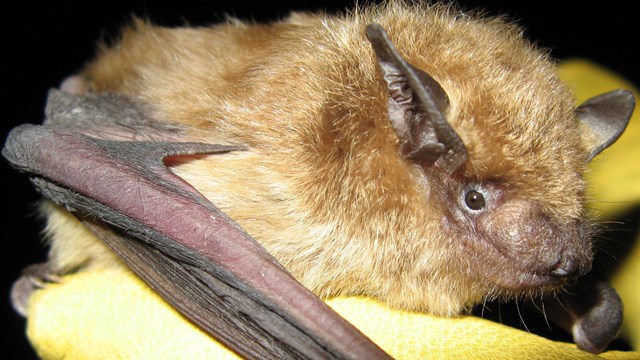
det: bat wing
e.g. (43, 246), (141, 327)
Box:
(3, 89), (391, 360)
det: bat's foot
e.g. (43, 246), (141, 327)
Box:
(533, 279), (623, 354)
(11, 262), (61, 317)
(566, 281), (623, 354)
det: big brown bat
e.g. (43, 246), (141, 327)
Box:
(4, 1), (635, 358)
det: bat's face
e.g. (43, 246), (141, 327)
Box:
(416, 71), (596, 307)
(405, 63), (632, 313)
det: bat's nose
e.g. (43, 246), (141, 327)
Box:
(549, 258), (578, 279)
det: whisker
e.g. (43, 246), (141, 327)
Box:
(539, 298), (552, 332)
(515, 300), (530, 333)
(480, 296), (488, 319)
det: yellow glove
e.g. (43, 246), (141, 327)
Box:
(27, 268), (638, 360)
(25, 60), (640, 359)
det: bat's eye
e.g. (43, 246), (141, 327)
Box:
(464, 190), (486, 211)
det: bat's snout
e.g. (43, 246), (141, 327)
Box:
(476, 201), (593, 289)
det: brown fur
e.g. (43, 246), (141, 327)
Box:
(46, 1), (592, 316)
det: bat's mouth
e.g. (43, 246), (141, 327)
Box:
(490, 258), (585, 292)
(497, 271), (565, 290)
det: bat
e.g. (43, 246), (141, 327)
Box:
(4, 1), (635, 357)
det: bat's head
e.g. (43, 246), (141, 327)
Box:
(355, 21), (635, 313)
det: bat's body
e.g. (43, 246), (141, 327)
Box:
(50, 2), (592, 313)
(6, 1), (635, 357)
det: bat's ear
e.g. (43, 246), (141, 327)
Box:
(366, 23), (467, 174)
(577, 89), (635, 162)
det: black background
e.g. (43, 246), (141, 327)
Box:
(2, 1), (638, 358)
